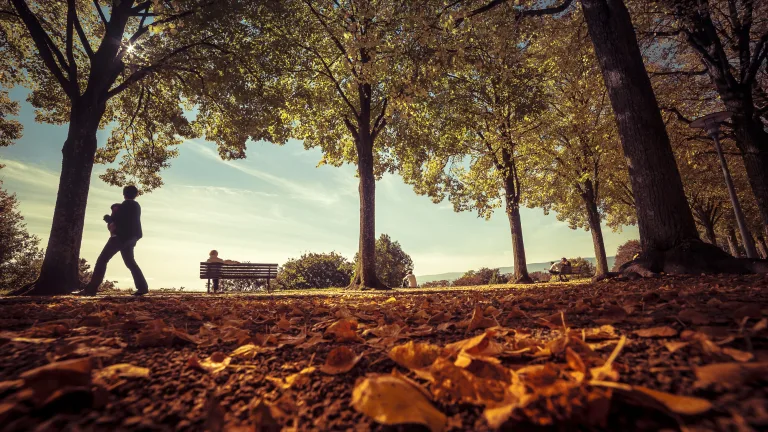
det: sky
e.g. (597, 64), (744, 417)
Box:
(0, 87), (639, 291)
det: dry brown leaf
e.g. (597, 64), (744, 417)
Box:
(539, 311), (566, 329)
(467, 306), (499, 332)
(189, 352), (231, 375)
(276, 315), (292, 331)
(266, 367), (316, 390)
(247, 399), (281, 432)
(20, 357), (92, 406)
(325, 319), (363, 343)
(594, 305), (627, 325)
(633, 386), (713, 415)
(231, 343), (264, 359)
(694, 362), (768, 388)
(580, 325), (619, 341)
(389, 341), (442, 371)
(633, 326), (678, 338)
(95, 363), (149, 379)
(320, 347), (363, 375)
(722, 347), (754, 362)
(678, 309), (710, 325)
(445, 331), (503, 357)
(352, 374), (446, 432)
(205, 394), (226, 432)
(664, 341), (690, 353)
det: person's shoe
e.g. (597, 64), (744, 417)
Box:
(132, 290), (149, 297)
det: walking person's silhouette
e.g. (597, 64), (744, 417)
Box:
(80, 185), (148, 296)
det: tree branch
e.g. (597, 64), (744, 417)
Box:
(10, 0), (72, 96)
(456, 0), (575, 26)
(92, 0), (107, 28)
(65, 0), (79, 92)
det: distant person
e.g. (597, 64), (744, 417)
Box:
(559, 257), (572, 281)
(402, 270), (418, 288)
(548, 261), (561, 281)
(206, 250), (239, 293)
(80, 186), (148, 296)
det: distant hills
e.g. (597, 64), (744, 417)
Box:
(416, 256), (617, 284)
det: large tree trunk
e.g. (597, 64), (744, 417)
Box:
(504, 199), (532, 284)
(348, 84), (387, 290)
(500, 148), (531, 284)
(578, 0), (762, 276)
(582, 180), (609, 277)
(757, 236), (768, 260)
(24, 104), (102, 295)
(581, 0), (700, 253)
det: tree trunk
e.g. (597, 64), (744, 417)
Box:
(348, 84), (386, 290)
(500, 148), (531, 284)
(757, 236), (768, 260)
(582, 180), (609, 277)
(730, 108), (768, 231)
(726, 227), (741, 258)
(504, 199), (532, 284)
(25, 104), (102, 295)
(581, 0), (700, 254)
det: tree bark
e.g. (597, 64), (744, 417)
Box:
(348, 83), (387, 290)
(500, 149), (532, 284)
(757, 236), (768, 260)
(25, 103), (103, 295)
(582, 180), (609, 277)
(581, 0), (700, 254)
(726, 227), (741, 258)
(730, 108), (768, 230)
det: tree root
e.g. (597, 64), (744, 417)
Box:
(513, 275), (534, 284)
(347, 272), (390, 291)
(616, 239), (768, 279)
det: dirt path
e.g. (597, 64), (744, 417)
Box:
(1, 275), (766, 431)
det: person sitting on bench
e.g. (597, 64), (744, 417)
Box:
(206, 250), (239, 293)
(402, 269), (417, 288)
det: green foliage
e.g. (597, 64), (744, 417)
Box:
(354, 234), (414, 288)
(0, 173), (42, 292)
(612, 240), (641, 272)
(0, 0), (289, 191)
(277, 252), (354, 290)
(421, 279), (450, 288)
(567, 257), (595, 276)
(522, 10), (635, 233)
(452, 267), (508, 287)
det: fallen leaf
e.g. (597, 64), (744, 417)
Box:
(320, 347), (363, 375)
(248, 399), (281, 432)
(582, 325), (618, 341)
(722, 347), (754, 362)
(189, 352), (231, 375)
(325, 319), (363, 343)
(445, 331), (502, 357)
(539, 311), (566, 329)
(467, 306), (499, 332)
(384, 297), (397, 304)
(95, 363), (149, 379)
(266, 367), (316, 390)
(231, 343), (264, 359)
(389, 341), (442, 371)
(20, 357), (92, 406)
(694, 362), (768, 388)
(352, 374), (446, 432)
(633, 326), (678, 338)
(594, 305), (627, 325)
(633, 386), (712, 415)
(665, 341), (690, 353)
(678, 309), (710, 325)
(205, 394), (226, 432)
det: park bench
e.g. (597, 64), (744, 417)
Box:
(199, 262), (278, 292)
(555, 265), (589, 281)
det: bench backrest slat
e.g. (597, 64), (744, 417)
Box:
(200, 262), (278, 280)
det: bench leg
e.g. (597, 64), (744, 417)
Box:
(207, 279), (210, 293)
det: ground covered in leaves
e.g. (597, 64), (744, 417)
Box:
(1, 276), (767, 432)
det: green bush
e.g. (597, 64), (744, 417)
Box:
(354, 234), (413, 288)
(452, 267), (507, 286)
(567, 257), (595, 276)
(612, 240), (641, 272)
(422, 279), (450, 288)
(277, 252), (354, 290)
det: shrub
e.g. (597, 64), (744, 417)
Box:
(422, 279), (450, 288)
(277, 252), (354, 290)
(612, 240), (641, 272)
(452, 267), (506, 287)
(567, 257), (595, 277)
(354, 234), (413, 288)
(0, 177), (43, 293)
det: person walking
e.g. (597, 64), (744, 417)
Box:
(80, 185), (148, 296)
